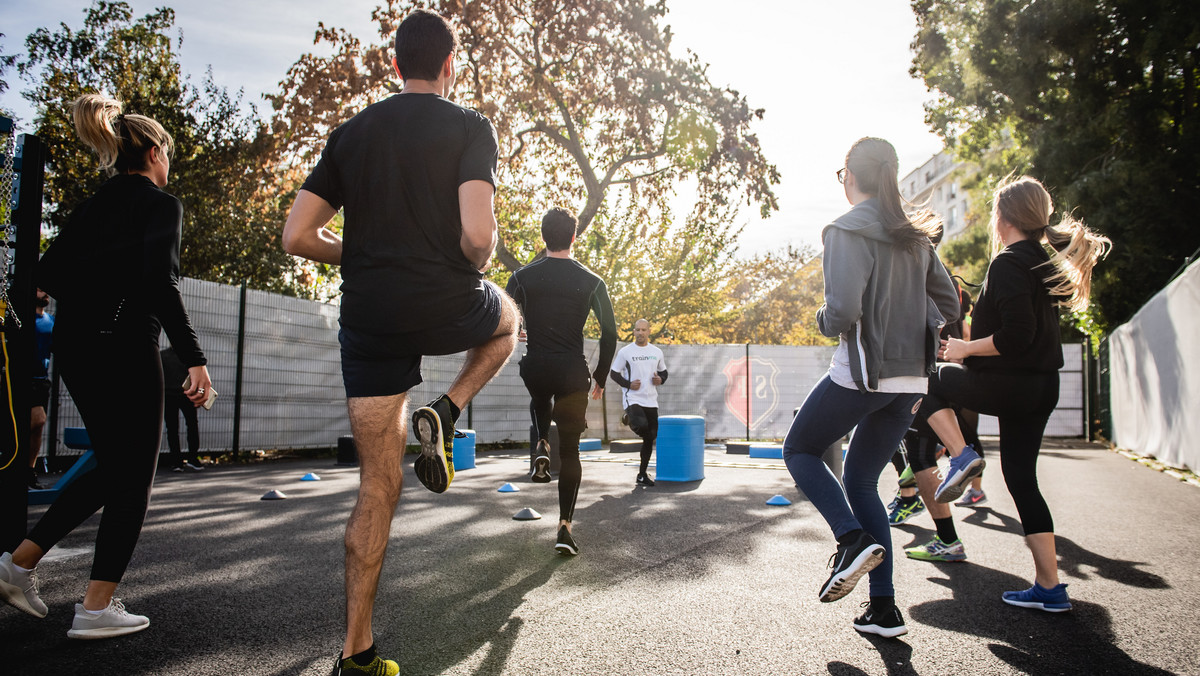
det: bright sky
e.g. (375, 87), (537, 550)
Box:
(0, 0), (945, 255)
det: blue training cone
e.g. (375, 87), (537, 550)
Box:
(301, 472), (320, 481)
(498, 482), (520, 493)
(766, 494), (792, 506)
(261, 489), (288, 500)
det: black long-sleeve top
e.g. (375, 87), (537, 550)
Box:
(37, 174), (206, 367)
(505, 257), (617, 386)
(966, 239), (1064, 373)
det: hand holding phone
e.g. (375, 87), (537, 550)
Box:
(182, 375), (218, 410)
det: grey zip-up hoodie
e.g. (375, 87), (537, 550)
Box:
(817, 198), (961, 393)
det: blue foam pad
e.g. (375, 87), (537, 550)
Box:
(748, 444), (784, 459)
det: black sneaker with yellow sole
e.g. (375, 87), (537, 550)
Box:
(412, 395), (455, 494)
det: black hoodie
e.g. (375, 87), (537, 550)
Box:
(967, 239), (1065, 373)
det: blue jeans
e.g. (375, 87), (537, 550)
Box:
(783, 375), (923, 597)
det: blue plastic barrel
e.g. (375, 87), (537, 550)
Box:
(453, 429), (476, 471)
(655, 415), (705, 482)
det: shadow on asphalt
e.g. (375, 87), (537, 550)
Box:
(906, 561), (1174, 675)
(829, 634), (917, 675)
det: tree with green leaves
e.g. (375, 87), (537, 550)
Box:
(271, 0), (779, 274)
(911, 0), (1200, 329)
(10, 1), (303, 294)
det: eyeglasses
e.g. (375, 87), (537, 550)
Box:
(836, 168), (847, 184)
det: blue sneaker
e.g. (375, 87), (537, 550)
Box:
(1002, 582), (1072, 612)
(934, 446), (985, 503)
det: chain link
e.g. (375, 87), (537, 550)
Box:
(1, 126), (19, 329)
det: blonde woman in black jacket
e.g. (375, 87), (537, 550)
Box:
(921, 175), (1109, 613)
(0, 94), (211, 639)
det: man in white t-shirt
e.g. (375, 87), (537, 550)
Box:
(609, 318), (668, 486)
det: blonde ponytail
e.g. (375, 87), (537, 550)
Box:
(1044, 215), (1111, 312)
(71, 94), (174, 175)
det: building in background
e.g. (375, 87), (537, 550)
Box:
(900, 150), (972, 240)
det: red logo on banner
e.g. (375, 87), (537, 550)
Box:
(723, 356), (780, 431)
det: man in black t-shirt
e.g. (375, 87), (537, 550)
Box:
(505, 208), (617, 556)
(282, 10), (518, 676)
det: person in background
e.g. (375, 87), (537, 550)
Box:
(506, 207), (618, 556)
(610, 319), (668, 487)
(160, 346), (204, 472)
(28, 288), (54, 490)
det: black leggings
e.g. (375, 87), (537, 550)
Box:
(27, 334), (164, 583)
(520, 355), (591, 522)
(919, 363), (1059, 535)
(626, 405), (659, 474)
(164, 393), (200, 465)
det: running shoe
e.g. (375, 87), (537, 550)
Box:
(0, 551), (47, 618)
(934, 445), (985, 503)
(954, 487), (988, 507)
(331, 650), (400, 675)
(636, 473), (656, 487)
(28, 468), (46, 490)
(66, 599), (149, 639)
(897, 464), (917, 489)
(818, 531), (885, 603)
(852, 601), (909, 638)
(412, 395), (455, 494)
(888, 497), (926, 526)
(1002, 582), (1072, 612)
(531, 439), (552, 483)
(904, 536), (967, 562)
(555, 525), (579, 556)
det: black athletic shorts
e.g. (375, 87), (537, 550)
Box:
(340, 281), (504, 398)
(31, 377), (50, 410)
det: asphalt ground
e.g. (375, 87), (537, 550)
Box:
(4, 439), (1198, 675)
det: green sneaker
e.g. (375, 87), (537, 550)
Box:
(332, 652), (399, 676)
(887, 496), (926, 526)
(904, 535), (967, 562)
(413, 395), (455, 494)
(897, 464), (917, 489)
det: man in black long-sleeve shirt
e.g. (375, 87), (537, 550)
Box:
(505, 207), (618, 556)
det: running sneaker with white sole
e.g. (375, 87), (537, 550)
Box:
(412, 395), (455, 494)
(66, 599), (149, 639)
(819, 531), (885, 603)
(887, 497), (926, 526)
(852, 601), (909, 638)
(1002, 582), (1072, 612)
(904, 535), (967, 562)
(531, 439), (552, 483)
(0, 551), (47, 618)
(954, 487), (988, 507)
(934, 445), (985, 503)
(555, 525), (579, 556)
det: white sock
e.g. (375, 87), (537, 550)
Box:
(82, 605), (107, 615)
(13, 562), (34, 574)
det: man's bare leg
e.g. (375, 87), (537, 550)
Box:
(915, 467), (952, 521)
(343, 393), (408, 659)
(927, 408), (969, 458)
(445, 293), (519, 409)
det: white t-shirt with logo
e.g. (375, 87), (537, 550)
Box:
(613, 343), (666, 408)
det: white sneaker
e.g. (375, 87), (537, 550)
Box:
(0, 551), (48, 618)
(67, 598), (149, 639)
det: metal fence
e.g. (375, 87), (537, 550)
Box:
(45, 278), (1088, 458)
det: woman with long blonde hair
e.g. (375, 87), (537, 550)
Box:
(922, 175), (1110, 612)
(0, 94), (212, 638)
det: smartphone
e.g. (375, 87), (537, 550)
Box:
(182, 375), (218, 410)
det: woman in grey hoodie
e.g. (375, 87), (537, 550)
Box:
(782, 137), (960, 638)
